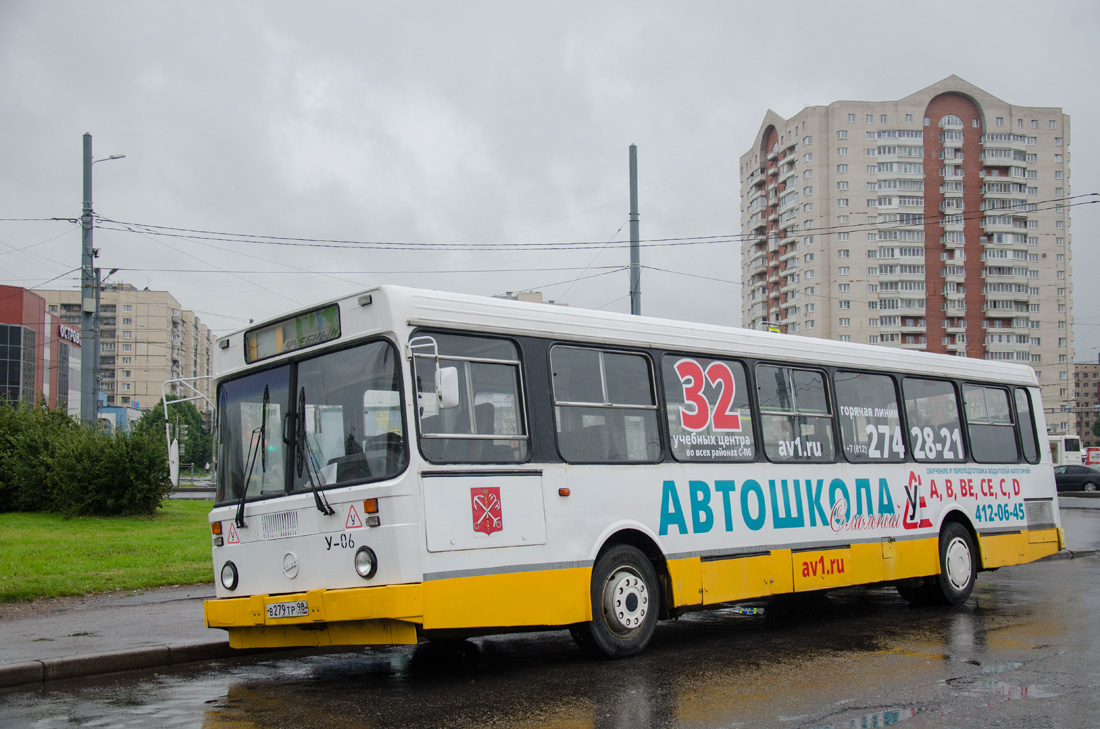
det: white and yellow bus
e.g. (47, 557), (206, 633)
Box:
(204, 286), (1063, 658)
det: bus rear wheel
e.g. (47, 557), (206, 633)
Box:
(571, 544), (659, 659)
(897, 522), (977, 606)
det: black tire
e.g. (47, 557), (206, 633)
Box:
(571, 544), (659, 659)
(897, 522), (978, 606)
(1084, 482), (1097, 492)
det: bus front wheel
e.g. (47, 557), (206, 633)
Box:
(897, 522), (977, 606)
(571, 544), (659, 659)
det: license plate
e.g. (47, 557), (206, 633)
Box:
(266, 600), (309, 619)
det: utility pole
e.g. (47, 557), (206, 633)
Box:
(79, 133), (124, 426)
(629, 144), (641, 316)
(80, 134), (96, 425)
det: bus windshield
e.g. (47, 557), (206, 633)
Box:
(215, 339), (407, 503)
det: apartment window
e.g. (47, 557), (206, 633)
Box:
(123, 305), (132, 313)
(848, 113), (856, 123)
(804, 186), (813, 195)
(804, 253), (814, 262)
(996, 117), (1004, 127)
(1057, 237), (1064, 246)
(1056, 221), (1064, 229)
(838, 249), (850, 258)
(122, 318), (132, 326)
(838, 284), (850, 293)
(122, 331), (132, 339)
(837, 198), (849, 207)
(1055, 154), (1063, 162)
(803, 136), (813, 145)
(837, 164), (848, 173)
(122, 344), (131, 352)
(1031, 120), (1038, 129)
(804, 153), (813, 162)
(804, 169), (813, 179)
(122, 357), (131, 365)
(839, 300), (851, 309)
(839, 318), (851, 327)
(837, 130), (848, 140)
(1055, 187), (1063, 196)
(803, 203), (814, 212)
(880, 114), (887, 124)
(838, 266), (850, 276)
(923, 117), (931, 126)
(837, 147), (848, 156)
(1055, 137), (1063, 146)
(972, 119), (980, 128)
(839, 335), (851, 342)
(866, 114), (873, 123)
(837, 181), (848, 190)
(905, 114), (913, 123)
(1017, 118), (1024, 128)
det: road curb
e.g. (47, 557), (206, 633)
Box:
(0, 641), (243, 689)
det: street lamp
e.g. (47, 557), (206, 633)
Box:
(80, 133), (125, 426)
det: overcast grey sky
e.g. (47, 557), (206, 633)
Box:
(2, 1), (1098, 359)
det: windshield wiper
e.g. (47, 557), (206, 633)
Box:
(296, 387), (335, 516)
(234, 385), (269, 528)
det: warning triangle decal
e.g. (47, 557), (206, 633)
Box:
(226, 523), (240, 545)
(345, 504), (363, 529)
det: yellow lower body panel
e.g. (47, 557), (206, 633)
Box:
(978, 528), (1061, 568)
(422, 566), (592, 630)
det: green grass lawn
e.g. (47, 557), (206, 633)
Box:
(0, 500), (214, 602)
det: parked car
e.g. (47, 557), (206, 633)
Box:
(1054, 464), (1100, 492)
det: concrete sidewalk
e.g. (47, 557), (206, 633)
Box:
(0, 584), (236, 689)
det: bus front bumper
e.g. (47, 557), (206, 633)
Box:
(204, 584), (423, 649)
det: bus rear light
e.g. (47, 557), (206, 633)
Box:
(354, 547), (378, 579)
(213, 536), (224, 547)
(220, 561), (239, 591)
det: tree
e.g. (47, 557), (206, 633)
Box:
(134, 397), (212, 468)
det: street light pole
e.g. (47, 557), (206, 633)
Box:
(79, 133), (125, 426)
(80, 134), (95, 425)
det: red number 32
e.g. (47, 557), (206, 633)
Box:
(674, 359), (742, 432)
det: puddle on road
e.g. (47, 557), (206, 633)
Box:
(944, 662), (1060, 700)
(788, 706), (918, 728)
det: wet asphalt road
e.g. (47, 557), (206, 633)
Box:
(3, 504), (1100, 729)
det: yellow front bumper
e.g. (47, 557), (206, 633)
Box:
(205, 584), (423, 649)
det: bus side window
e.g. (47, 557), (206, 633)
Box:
(551, 346), (660, 463)
(755, 365), (835, 463)
(661, 354), (755, 462)
(902, 377), (966, 463)
(963, 384), (1019, 464)
(834, 371), (905, 462)
(1014, 388), (1040, 464)
(412, 333), (529, 464)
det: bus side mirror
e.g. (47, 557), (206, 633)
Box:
(436, 367), (460, 409)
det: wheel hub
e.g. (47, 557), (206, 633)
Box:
(604, 568), (649, 635)
(944, 536), (972, 591)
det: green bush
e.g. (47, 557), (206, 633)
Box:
(0, 401), (171, 516)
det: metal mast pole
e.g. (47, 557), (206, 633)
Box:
(629, 144), (641, 316)
(80, 134), (95, 424)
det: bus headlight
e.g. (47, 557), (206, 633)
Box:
(354, 546), (377, 579)
(220, 561), (239, 591)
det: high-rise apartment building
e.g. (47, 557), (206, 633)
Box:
(1074, 358), (1100, 450)
(740, 76), (1073, 432)
(39, 283), (213, 413)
